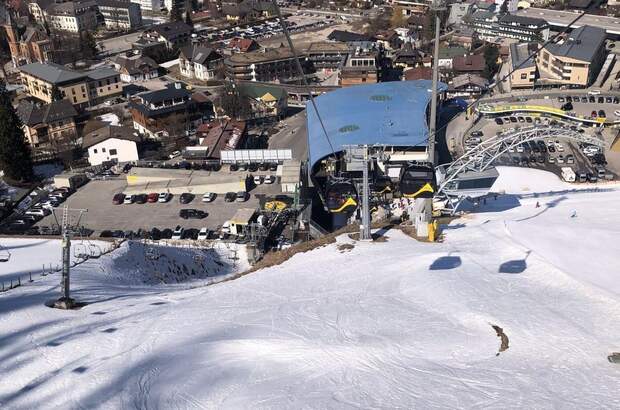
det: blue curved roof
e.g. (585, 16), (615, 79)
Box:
(306, 80), (447, 169)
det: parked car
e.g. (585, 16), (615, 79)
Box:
(235, 191), (248, 202)
(172, 225), (184, 240)
(147, 192), (159, 203)
(494, 118), (504, 125)
(269, 163), (278, 171)
(134, 194), (148, 204)
(25, 208), (49, 217)
(168, 150), (181, 159)
(197, 227), (209, 240)
(113, 193), (125, 205)
(202, 192), (216, 202)
(123, 195), (135, 204)
(224, 192), (236, 202)
(158, 192), (172, 203)
(264, 175), (275, 184)
(598, 109), (606, 118)
(253, 175), (263, 185)
(230, 163), (239, 172)
(179, 193), (195, 204)
(179, 209), (207, 219)
(561, 102), (573, 111)
(591, 110), (597, 118)
(161, 228), (173, 239)
(614, 110), (620, 117)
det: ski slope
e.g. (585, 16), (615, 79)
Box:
(1, 168), (619, 409)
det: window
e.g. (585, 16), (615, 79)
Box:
(93, 148), (97, 153)
(109, 149), (117, 156)
(102, 147), (106, 153)
(520, 73), (527, 80)
(73, 97), (77, 103)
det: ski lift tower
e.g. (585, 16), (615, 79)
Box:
(51, 206), (88, 309)
(417, 0), (446, 236)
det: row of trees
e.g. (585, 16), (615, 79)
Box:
(0, 83), (34, 182)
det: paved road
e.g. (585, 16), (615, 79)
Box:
(97, 32), (142, 58)
(268, 111), (308, 161)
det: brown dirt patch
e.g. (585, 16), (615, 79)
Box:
(337, 243), (355, 252)
(491, 324), (510, 355)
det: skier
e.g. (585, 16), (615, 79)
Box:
(535, 201), (540, 208)
(570, 210), (577, 218)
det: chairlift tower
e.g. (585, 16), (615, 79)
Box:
(51, 206), (88, 309)
(344, 145), (389, 241)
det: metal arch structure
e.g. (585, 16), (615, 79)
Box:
(437, 126), (606, 196)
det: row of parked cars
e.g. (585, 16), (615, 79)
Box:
(4, 187), (74, 232)
(112, 191), (250, 206)
(558, 95), (620, 105)
(99, 226), (239, 242)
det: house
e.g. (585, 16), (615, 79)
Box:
(237, 83), (288, 120)
(2, 13), (55, 67)
(27, 0), (52, 25)
(536, 25), (607, 88)
(447, 2), (473, 27)
(438, 46), (468, 69)
(452, 54), (485, 75)
(178, 45), (223, 81)
(16, 99), (78, 148)
(340, 51), (378, 87)
(46, 0), (98, 33)
(508, 42), (538, 89)
(375, 30), (402, 50)
(224, 47), (306, 82)
(141, 21), (192, 50)
(130, 0), (161, 12)
(19, 62), (122, 109)
(450, 27), (478, 50)
(393, 46), (424, 69)
(111, 53), (159, 82)
(128, 83), (198, 138)
(226, 37), (260, 54)
(403, 67), (432, 81)
(221, 0), (274, 22)
(327, 30), (376, 50)
(196, 119), (246, 159)
(83, 125), (141, 166)
(448, 73), (488, 97)
(97, 0), (142, 30)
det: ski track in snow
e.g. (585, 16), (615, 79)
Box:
(1, 169), (620, 409)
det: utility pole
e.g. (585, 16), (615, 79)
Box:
(52, 206), (88, 310)
(428, 0), (445, 164)
(361, 146), (371, 241)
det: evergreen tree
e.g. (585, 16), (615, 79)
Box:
(185, 10), (193, 27)
(0, 82), (34, 182)
(170, 5), (183, 22)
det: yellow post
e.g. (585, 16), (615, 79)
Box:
(428, 220), (439, 242)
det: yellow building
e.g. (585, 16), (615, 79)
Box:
(509, 42), (538, 89)
(536, 25), (607, 88)
(19, 62), (122, 109)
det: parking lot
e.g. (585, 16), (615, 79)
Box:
(34, 176), (285, 237)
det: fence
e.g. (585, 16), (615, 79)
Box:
(0, 239), (124, 294)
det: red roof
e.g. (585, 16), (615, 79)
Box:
(227, 37), (259, 53)
(403, 67), (432, 81)
(452, 54), (485, 73)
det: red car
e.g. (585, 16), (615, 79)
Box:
(147, 192), (158, 203)
(591, 110), (597, 118)
(112, 193), (125, 205)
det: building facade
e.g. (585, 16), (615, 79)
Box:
(46, 0), (98, 33)
(469, 11), (550, 42)
(2, 15), (55, 67)
(111, 54), (159, 82)
(178, 45), (223, 81)
(340, 51), (378, 87)
(536, 25), (606, 87)
(509, 42), (538, 89)
(84, 125), (141, 165)
(16, 99), (78, 148)
(97, 0), (143, 30)
(19, 62), (122, 109)
(130, 0), (162, 12)
(224, 48), (304, 82)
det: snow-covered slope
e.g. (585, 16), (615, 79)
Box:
(1, 169), (619, 409)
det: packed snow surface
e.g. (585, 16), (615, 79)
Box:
(1, 168), (619, 409)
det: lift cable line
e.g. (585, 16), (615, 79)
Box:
(409, 11), (588, 149)
(270, 0), (337, 158)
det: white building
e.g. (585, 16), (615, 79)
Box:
(47, 1), (98, 33)
(111, 54), (159, 82)
(97, 0), (143, 30)
(131, 0), (163, 12)
(178, 46), (222, 81)
(83, 125), (141, 166)
(164, 0), (185, 12)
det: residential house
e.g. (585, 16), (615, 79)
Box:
(438, 46), (468, 70)
(448, 73), (488, 97)
(178, 45), (223, 81)
(237, 83), (288, 120)
(221, 0), (274, 22)
(389, 0), (432, 16)
(450, 27), (478, 50)
(111, 53), (159, 82)
(536, 25), (607, 88)
(27, 0), (53, 24)
(508, 42), (537, 89)
(447, 2), (473, 27)
(46, 0), (98, 33)
(16, 99), (78, 148)
(226, 37), (260, 54)
(340, 50), (378, 87)
(83, 125), (141, 165)
(2, 13), (55, 67)
(403, 66), (432, 81)
(141, 21), (191, 50)
(128, 83), (197, 138)
(196, 119), (246, 159)
(393, 46), (424, 69)
(375, 30), (402, 51)
(97, 0), (142, 30)
(19, 62), (122, 109)
(224, 47), (306, 82)
(452, 54), (485, 76)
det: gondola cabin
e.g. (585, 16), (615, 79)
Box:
(372, 175), (393, 195)
(325, 180), (358, 213)
(399, 164), (436, 199)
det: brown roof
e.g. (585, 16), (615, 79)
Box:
(452, 54), (485, 73)
(403, 67), (432, 81)
(197, 120), (246, 158)
(82, 125), (141, 149)
(227, 37), (260, 53)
